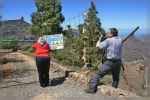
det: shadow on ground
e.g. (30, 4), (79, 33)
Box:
(2, 58), (24, 64)
(50, 76), (66, 86)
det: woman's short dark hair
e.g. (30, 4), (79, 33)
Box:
(109, 28), (118, 37)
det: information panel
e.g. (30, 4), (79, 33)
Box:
(44, 34), (64, 50)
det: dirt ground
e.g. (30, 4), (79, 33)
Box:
(0, 51), (105, 100)
(0, 51), (150, 100)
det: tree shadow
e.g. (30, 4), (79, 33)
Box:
(50, 71), (75, 86)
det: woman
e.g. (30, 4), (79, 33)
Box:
(32, 37), (51, 87)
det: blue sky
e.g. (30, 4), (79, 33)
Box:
(1, 0), (149, 35)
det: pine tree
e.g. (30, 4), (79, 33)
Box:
(0, 1), (2, 26)
(63, 25), (73, 53)
(0, 16), (1, 26)
(30, 0), (64, 36)
(81, 1), (105, 70)
(63, 25), (73, 39)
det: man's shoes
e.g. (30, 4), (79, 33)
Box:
(85, 88), (96, 94)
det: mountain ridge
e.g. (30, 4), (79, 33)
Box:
(0, 17), (30, 35)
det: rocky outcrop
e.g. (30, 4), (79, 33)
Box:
(98, 85), (136, 96)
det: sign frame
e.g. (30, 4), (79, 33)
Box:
(44, 34), (64, 50)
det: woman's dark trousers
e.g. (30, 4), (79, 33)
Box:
(36, 56), (50, 87)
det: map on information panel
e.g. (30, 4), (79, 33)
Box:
(44, 34), (64, 50)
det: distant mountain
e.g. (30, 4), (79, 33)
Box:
(137, 34), (150, 44)
(0, 17), (30, 35)
(118, 28), (148, 38)
(122, 35), (150, 62)
(72, 29), (80, 36)
(99, 27), (146, 39)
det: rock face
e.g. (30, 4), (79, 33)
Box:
(0, 17), (33, 40)
(0, 17), (30, 35)
(67, 71), (90, 85)
(66, 71), (136, 96)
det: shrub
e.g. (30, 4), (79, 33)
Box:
(27, 47), (35, 53)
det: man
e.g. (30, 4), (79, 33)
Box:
(85, 28), (123, 94)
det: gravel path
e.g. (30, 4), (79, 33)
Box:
(0, 51), (103, 100)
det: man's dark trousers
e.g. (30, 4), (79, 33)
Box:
(90, 59), (121, 90)
(36, 56), (50, 87)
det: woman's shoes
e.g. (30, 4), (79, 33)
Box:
(40, 84), (45, 88)
(40, 83), (50, 88)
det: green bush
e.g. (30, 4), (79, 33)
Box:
(2, 42), (18, 50)
(23, 45), (31, 51)
(2, 43), (13, 49)
(27, 47), (35, 53)
(52, 47), (83, 67)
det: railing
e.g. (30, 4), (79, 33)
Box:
(0, 40), (36, 42)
